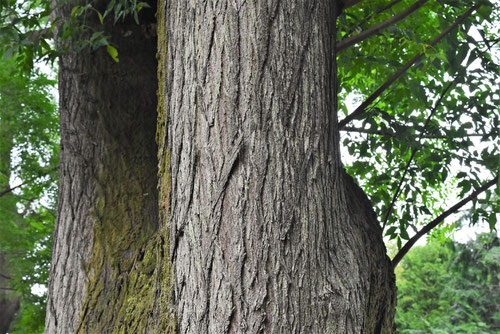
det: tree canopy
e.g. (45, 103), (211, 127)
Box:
(337, 0), (499, 259)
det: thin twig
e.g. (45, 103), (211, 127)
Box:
(431, 146), (485, 165)
(337, 0), (429, 52)
(21, 197), (35, 217)
(341, 127), (490, 139)
(0, 272), (12, 280)
(0, 183), (24, 198)
(392, 176), (498, 268)
(341, 0), (403, 41)
(338, 5), (481, 129)
(0, 167), (57, 198)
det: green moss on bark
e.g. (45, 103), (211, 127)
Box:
(155, 1), (176, 330)
(75, 2), (176, 331)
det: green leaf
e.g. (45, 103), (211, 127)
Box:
(400, 228), (410, 240)
(97, 11), (104, 24)
(106, 45), (119, 63)
(457, 179), (472, 195)
(386, 226), (397, 236)
(477, 5), (493, 23)
(71, 6), (79, 16)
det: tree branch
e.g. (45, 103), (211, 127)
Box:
(337, 0), (429, 52)
(0, 167), (57, 198)
(382, 78), (458, 231)
(338, 4), (481, 129)
(21, 197), (35, 217)
(0, 272), (12, 280)
(0, 183), (24, 198)
(341, 127), (491, 139)
(341, 0), (403, 41)
(391, 176), (498, 268)
(342, 0), (363, 10)
(431, 146), (485, 165)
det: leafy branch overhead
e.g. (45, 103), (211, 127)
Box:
(339, 0), (499, 250)
(0, 0), (151, 69)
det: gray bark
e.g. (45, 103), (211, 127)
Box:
(45, 0), (396, 332)
(161, 0), (395, 333)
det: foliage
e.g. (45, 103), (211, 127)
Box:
(0, 0), (151, 69)
(0, 0), (53, 71)
(396, 233), (500, 333)
(339, 0), (499, 249)
(0, 57), (58, 333)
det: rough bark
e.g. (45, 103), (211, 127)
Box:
(46, 0), (396, 332)
(160, 0), (395, 333)
(44, 1), (167, 332)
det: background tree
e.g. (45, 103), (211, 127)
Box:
(0, 58), (58, 333)
(396, 233), (500, 332)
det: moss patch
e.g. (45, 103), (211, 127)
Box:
(76, 2), (175, 331)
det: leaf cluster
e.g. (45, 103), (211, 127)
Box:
(0, 0), (150, 70)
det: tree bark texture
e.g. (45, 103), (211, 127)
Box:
(44, 2), (168, 332)
(160, 0), (396, 333)
(46, 0), (396, 332)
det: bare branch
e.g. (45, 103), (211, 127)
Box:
(432, 146), (486, 165)
(392, 176), (498, 268)
(0, 183), (24, 198)
(337, 0), (429, 52)
(21, 197), (35, 217)
(338, 5), (481, 129)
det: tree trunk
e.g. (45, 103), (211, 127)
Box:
(46, 0), (396, 333)
(44, 2), (165, 332)
(160, 0), (395, 333)
(0, 255), (20, 334)
(0, 116), (20, 334)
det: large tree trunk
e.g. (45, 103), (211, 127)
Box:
(46, 0), (395, 333)
(160, 0), (395, 333)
